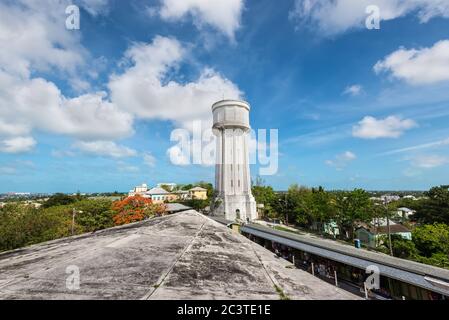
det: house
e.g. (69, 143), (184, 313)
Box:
(145, 187), (177, 204)
(128, 184), (209, 203)
(189, 187), (208, 200)
(355, 223), (412, 248)
(323, 221), (340, 238)
(396, 207), (416, 219)
(173, 190), (189, 200)
(128, 183), (149, 196)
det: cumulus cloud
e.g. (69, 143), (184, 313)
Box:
(0, 1), (134, 155)
(154, 0), (244, 39)
(109, 36), (242, 130)
(325, 151), (356, 170)
(0, 73), (134, 141)
(374, 40), (449, 85)
(290, 0), (449, 35)
(343, 84), (363, 96)
(0, 136), (36, 153)
(352, 116), (417, 139)
(0, 1), (86, 78)
(74, 141), (137, 158)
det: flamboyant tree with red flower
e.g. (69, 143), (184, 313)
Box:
(111, 195), (166, 226)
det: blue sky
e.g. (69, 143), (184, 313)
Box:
(1, 0), (449, 193)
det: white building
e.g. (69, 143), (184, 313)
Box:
(211, 100), (257, 222)
(396, 207), (416, 219)
(128, 183), (149, 196)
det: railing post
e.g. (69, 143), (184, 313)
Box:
(334, 270), (338, 287)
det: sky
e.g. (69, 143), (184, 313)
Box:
(1, 0), (449, 193)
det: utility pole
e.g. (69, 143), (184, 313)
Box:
(384, 199), (393, 256)
(71, 208), (76, 236)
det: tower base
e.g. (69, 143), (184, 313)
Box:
(213, 194), (257, 222)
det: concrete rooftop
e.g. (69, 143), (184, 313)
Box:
(0, 211), (357, 300)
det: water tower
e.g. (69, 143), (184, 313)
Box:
(212, 100), (257, 222)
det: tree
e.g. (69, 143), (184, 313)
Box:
(181, 184), (194, 191)
(159, 184), (173, 192)
(252, 185), (276, 218)
(378, 234), (418, 259)
(181, 199), (209, 211)
(42, 193), (77, 208)
(72, 199), (115, 232)
(412, 223), (449, 258)
(308, 186), (334, 230)
(273, 184), (312, 226)
(0, 203), (70, 252)
(111, 196), (159, 226)
(334, 189), (373, 240)
(411, 185), (449, 224)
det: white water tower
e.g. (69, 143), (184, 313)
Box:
(212, 100), (257, 222)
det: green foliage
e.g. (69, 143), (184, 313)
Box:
(0, 199), (115, 252)
(159, 184), (173, 192)
(72, 199), (115, 231)
(415, 253), (449, 269)
(181, 199), (209, 211)
(252, 185), (276, 217)
(378, 234), (418, 259)
(412, 223), (449, 258)
(333, 189), (373, 239)
(42, 193), (78, 208)
(180, 184), (194, 191)
(410, 186), (449, 224)
(0, 203), (70, 251)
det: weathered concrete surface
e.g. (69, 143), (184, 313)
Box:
(0, 211), (357, 300)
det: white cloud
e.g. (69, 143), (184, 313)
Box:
(381, 137), (449, 155)
(290, 0), (449, 35)
(74, 141), (137, 158)
(143, 152), (157, 168)
(167, 145), (191, 166)
(109, 36), (242, 130)
(0, 73), (134, 142)
(0, 1), (134, 155)
(325, 151), (356, 170)
(343, 84), (363, 96)
(374, 40), (449, 85)
(352, 116), (417, 139)
(156, 0), (244, 39)
(0, 1), (86, 78)
(0, 136), (36, 153)
(411, 154), (448, 168)
(79, 0), (110, 16)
